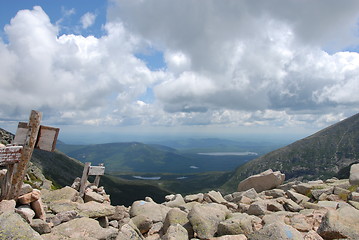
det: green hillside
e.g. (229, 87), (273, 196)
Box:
(222, 112), (359, 192)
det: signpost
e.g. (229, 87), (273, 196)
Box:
(79, 163), (105, 197)
(0, 110), (59, 200)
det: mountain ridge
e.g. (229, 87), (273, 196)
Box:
(222, 112), (359, 191)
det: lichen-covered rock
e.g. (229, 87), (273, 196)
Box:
(41, 186), (79, 203)
(237, 169), (285, 193)
(30, 219), (52, 234)
(77, 201), (116, 218)
(42, 217), (118, 240)
(116, 223), (142, 240)
(248, 222), (304, 240)
(349, 163), (359, 185)
(217, 213), (260, 236)
(0, 199), (16, 214)
(0, 211), (43, 240)
(163, 194), (185, 208)
(317, 206), (359, 239)
(130, 200), (170, 223)
(162, 223), (188, 240)
(188, 203), (229, 239)
(84, 190), (105, 203)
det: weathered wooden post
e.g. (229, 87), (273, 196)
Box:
(79, 162), (105, 197)
(0, 110), (59, 200)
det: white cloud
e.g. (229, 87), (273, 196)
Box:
(80, 12), (96, 29)
(2, 2), (359, 136)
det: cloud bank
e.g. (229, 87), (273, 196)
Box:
(1, 1), (359, 135)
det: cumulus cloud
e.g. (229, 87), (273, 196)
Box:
(109, 0), (359, 120)
(80, 12), (96, 29)
(0, 6), (163, 125)
(2, 1), (359, 134)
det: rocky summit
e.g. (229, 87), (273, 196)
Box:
(1, 167), (359, 240)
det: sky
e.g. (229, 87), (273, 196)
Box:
(1, 0), (359, 144)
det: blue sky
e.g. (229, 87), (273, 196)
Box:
(1, 0), (359, 143)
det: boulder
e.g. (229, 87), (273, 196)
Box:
(109, 205), (130, 221)
(42, 217), (118, 240)
(84, 191), (105, 203)
(0, 211), (43, 240)
(116, 223), (142, 240)
(349, 163), (359, 185)
(286, 190), (310, 204)
(248, 222), (304, 240)
(15, 205), (35, 224)
(184, 193), (204, 202)
(41, 186), (79, 203)
(49, 210), (78, 226)
(317, 206), (359, 239)
(188, 203), (229, 239)
(30, 219), (52, 234)
(237, 169), (285, 193)
(264, 189), (286, 198)
(131, 215), (153, 234)
(130, 200), (170, 223)
(207, 190), (228, 204)
(0, 199), (16, 214)
(163, 194), (185, 208)
(209, 235), (248, 240)
(163, 208), (189, 232)
(77, 201), (116, 218)
(162, 223), (188, 240)
(47, 199), (79, 213)
(217, 213), (260, 236)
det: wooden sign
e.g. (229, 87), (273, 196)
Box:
(88, 166), (105, 176)
(0, 146), (23, 166)
(36, 125), (59, 152)
(13, 122), (59, 152)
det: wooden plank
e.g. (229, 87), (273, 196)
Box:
(88, 166), (105, 176)
(13, 122), (28, 145)
(79, 162), (91, 197)
(0, 146), (23, 166)
(36, 125), (59, 152)
(7, 110), (42, 200)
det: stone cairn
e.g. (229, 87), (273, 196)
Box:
(1, 165), (359, 239)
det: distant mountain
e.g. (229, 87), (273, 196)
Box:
(223, 113), (359, 191)
(57, 141), (257, 173)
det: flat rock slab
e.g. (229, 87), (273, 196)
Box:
(41, 186), (79, 203)
(0, 211), (43, 240)
(77, 201), (116, 218)
(42, 217), (118, 240)
(238, 169), (285, 193)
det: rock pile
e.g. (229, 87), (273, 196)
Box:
(1, 167), (359, 239)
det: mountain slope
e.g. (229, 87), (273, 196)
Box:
(223, 113), (359, 191)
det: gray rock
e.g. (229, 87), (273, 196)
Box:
(0, 211), (43, 240)
(47, 199), (79, 214)
(42, 217), (118, 240)
(19, 183), (34, 196)
(49, 210), (78, 226)
(349, 191), (359, 202)
(163, 208), (192, 237)
(131, 215), (153, 234)
(130, 200), (171, 223)
(77, 201), (116, 218)
(184, 193), (204, 202)
(116, 223), (142, 240)
(98, 216), (109, 228)
(162, 224), (188, 240)
(41, 186), (79, 203)
(349, 163), (359, 185)
(247, 201), (268, 216)
(207, 190), (228, 204)
(84, 191), (105, 203)
(217, 213), (259, 236)
(317, 206), (359, 239)
(286, 190), (310, 204)
(15, 205), (35, 224)
(30, 219), (52, 234)
(311, 187), (333, 200)
(282, 199), (303, 212)
(317, 201), (338, 209)
(241, 188), (258, 200)
(238, 169), (285, 193)
(292, 183), (313, 195)
(71, 177), (81, 191)
(188, 203), (229, 239)
(109, 205), (130, 221)
(333, 186), (350, 196)
(0, 199), (16, 214)
(264, 189), (286, 198)
(248, 222), (304, 240)
(109, 220), (119, 228)
(163, 194), (185, 208)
